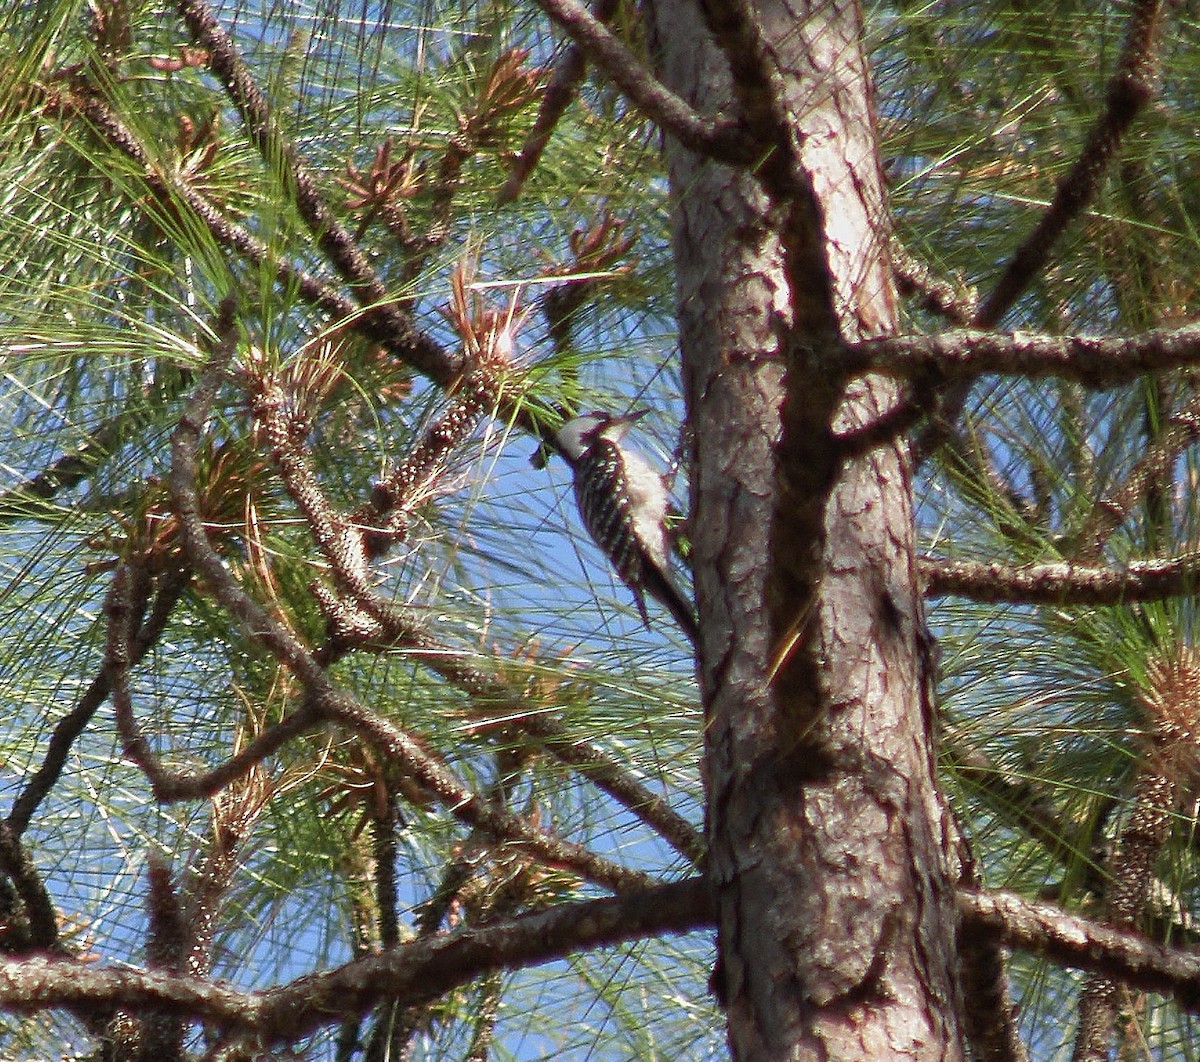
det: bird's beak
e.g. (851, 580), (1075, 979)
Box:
(617, 409), (650, 425)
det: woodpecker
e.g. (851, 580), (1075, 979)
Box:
(553, 411), (698, 641)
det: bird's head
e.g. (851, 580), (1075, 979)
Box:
(554, 409), (648, 461)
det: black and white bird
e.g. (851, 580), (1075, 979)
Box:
(552, 411), (698, 641)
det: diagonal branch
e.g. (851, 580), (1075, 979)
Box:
(60, 88), (460, 386)
(973, 0), (1168, 330)
(175, 0), (429, 350)
(891, 239), (976, 327)
(498, 0), (621, 204)
(59, 86), (567, 463)
(0, 400), (151, 526)
(531, 0), (753, 163)
(7, 566), (190, 836)
(315, 594), (704, 864)
(915, 0), (1170, 462)
(942, 730), (1101, 891)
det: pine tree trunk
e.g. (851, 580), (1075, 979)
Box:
(646, 0), (968, 1056)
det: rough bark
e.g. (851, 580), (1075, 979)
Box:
(646, 0), (967, 1056)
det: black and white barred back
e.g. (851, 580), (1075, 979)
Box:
(574, 435), (654, 620)
(555, 411), (698, 641)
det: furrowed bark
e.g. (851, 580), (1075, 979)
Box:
(646, 0), (966, 1055)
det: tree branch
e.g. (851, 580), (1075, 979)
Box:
(106, 581), (321, 803)
(0, 823), (61, 953)
(531, 0), (753, 163)
(0, 877), (714, 1043)
(915, 0), (1169, 463)
(942, 728), (1101, 891)
(854, 324), (1200, 387)
(498, 0), (621, 204)
(315, 600), (705, 865)
(10, 884), (1200, 1044)
(973, 0), (1168, 330)
(175, 1), (425, 340)
(923, 554), (1200, 605)
(7, 566), (190, 836)
(959, 889), (1200, 1013)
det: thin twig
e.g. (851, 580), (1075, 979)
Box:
(107, 609), (320, 803)
(7, 566), (190, 835)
